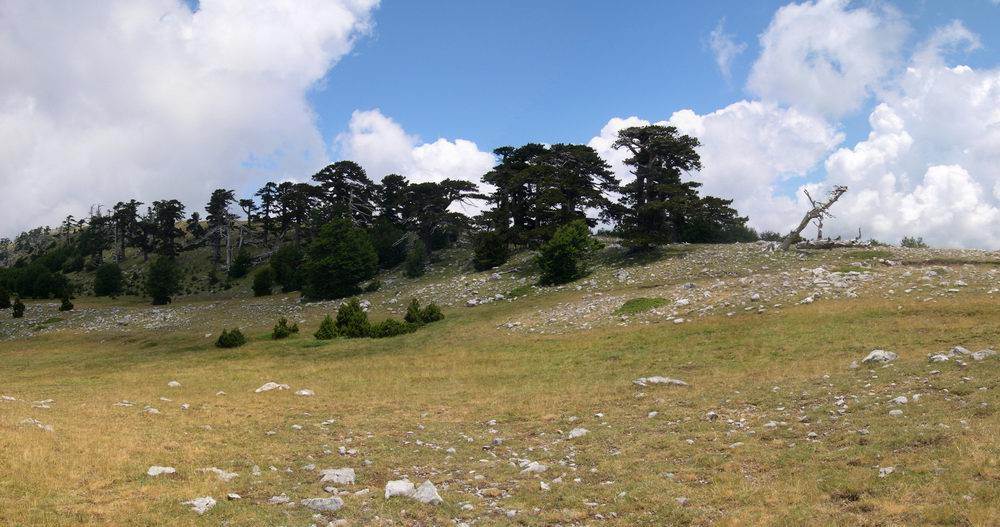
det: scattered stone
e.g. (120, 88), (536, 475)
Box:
(972, 349), (997, 361)
(412, 480), (444, 505)
(878, 467), (895, 478)
(633, 376), (688, 387)
(255, 382), (290, 393)
(892, 396), (908, 405)
(167, 381), (181, 388)
(676, 496), (689, 506)
(268, 494), (291, 505)
(147, 466), (176, 477)
(226, 493), (241, 501)
(705, 411), (719, 421)
(301, 497), (345, 512)
(862, 350), (897, 364)
(319, 468), (356, 485)
(567, 427), (589, 439)
(19, 418), (54, 432)
(520, 461), (547, 475)
(295, 389), (315, 396)
(183, 496), (216, 515)
(928, 354), (949, 363)
(200, 467), (238, 482)
(384, 479), (415, 499)
(889, 409), (904, 417)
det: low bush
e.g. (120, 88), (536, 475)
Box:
(369, 318), (418, 338)
(335, 298), (370, 338)
(421, 302), (444, 323)
(473, 231), (509, 271)
(404, 298), (424, 324)
(364, 279), (382, 292)
(314, 314), (337, 340)
(58, 296), (74, 312)
(215, 328), (247, 348)
(271, 317), (299, 339)
(12, 297), (25, 318)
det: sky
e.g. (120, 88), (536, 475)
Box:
(2, 0), (1000, 247)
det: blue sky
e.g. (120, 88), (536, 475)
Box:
(312, 0), (1000, 154)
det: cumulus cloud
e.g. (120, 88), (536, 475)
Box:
(747, 0), (907, 117)
(335, 109), (495, 185)
(0, 0), (378, 237)
(821, 22), (1000, 247)
(708, 18), (747, 84)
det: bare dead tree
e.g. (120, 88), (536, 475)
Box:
(780, 185), (848, 251)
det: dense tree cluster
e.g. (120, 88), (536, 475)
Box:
(0, 125), (756, 303)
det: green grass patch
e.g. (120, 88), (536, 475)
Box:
(615, 297), (668, 315)
(507, 284), (533, 298)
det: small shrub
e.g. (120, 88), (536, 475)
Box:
(314, 314), (337, 340)
(370, 318), (418, 338)
(94, 262), (123, 297)
(335, 298), (370, 338)
(901, 236), (928, 249)
(421, 302), (444, 323)
(58, 296), (74, 312)
(404, 239), (427, 278)
(364, 279), (382, 292)
(12, 296), (25, 318)
(537, 220), (601, 285)
(473, 231), (509, 271)
(207, 269), (220, 286)
(0, 286), (10, 309)
(146, 256), (180, 305)
(252, 267), (274, 297)
(215, 328), (247, 348)
(404, 298), (424, 324)
(272, 317), (299, 339)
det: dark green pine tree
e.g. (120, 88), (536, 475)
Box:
(302, 218), (378, 300)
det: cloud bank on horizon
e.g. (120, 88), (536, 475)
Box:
(3, 0), (1000, 248)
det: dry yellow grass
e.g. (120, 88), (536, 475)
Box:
(2, 248), (1000, 526)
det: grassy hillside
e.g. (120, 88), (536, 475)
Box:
(2, 243), (999, 526)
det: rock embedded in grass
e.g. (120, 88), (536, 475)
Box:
(200, 467), (238, 482)
(411, 480), (443, 505)
(862, 350), (897, 364)
(633, 376), (688, 387)
(294, 389), (315, 396)
(971, 349), (997, 361)
(183, 496), (216, 515)
(384, 479), (415, 499)
(146, 466), (176, 477)
(567, 427), (589, 439)
(300, 497), (344, 512)
(167, 380), (181, 388)
(254, 382), (289, 393)
(319, 467), (355, 484)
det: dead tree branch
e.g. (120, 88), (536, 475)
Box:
(780, 185), (848, 251)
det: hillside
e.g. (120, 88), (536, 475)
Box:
(2, 242), (1000, 525)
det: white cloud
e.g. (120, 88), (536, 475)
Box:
(0, 0), (378, 237)
(820, 23), (1000, 247)
(708, 18), (747, 83)
(335, 109), (495, 186)
(588, 102), (842, 233)
(747, 0), (907, 117)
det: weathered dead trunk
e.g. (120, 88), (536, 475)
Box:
(780, 185), (848, 251)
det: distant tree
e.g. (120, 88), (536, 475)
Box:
(311, 161), (376, 225)
(402, 180), (480, 250)
(238, 198), (258, 226)
(269, 244), (304, 292)
(255, 182), (280, 244)
(611, 125), (707, 248)
(149, 200), (186, 257)
(303, 218), (378, 300)
(473, 231), (509, 271)
(206, 189), (237, 269)
(111, 199), (143, 261)
(252, 267), (274, 297)
(145, 256), (180, 305)
(537, 220), (601, 285)
(93, 262), (124, 297)
(404, 238), (427, 278)
(375, 174), (409, 224)
(186, 212), (206, 240)
(277, 182), (320, 246)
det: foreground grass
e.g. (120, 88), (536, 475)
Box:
(1, 291), (999, 526)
